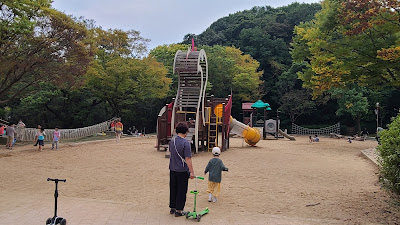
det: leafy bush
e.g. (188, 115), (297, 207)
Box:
(378, 114), (400, 194)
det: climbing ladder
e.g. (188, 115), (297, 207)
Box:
(208, 117), (218, 151)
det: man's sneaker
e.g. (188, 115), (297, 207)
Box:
(175, 211), (186, 217)
(208, 193), (212, 202)
(212, 197), (217, 203)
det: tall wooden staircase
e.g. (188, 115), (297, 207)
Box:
(171, 49), (208, 153)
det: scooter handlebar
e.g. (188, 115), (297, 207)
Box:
(47, 178), (66, 182)
(196, 176), (204, 180)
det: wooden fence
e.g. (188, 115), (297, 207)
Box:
(17, 118), (116, 141)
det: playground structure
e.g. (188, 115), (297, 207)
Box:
(242, 100), (295, 141)
(156, 46), (261, 153)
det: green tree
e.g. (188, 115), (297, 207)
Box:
(92, 28), (150, 59)
(278, 89), (315, 123)
(0, 0), (93, 104)
(10, 82), (109, 128)
(331, 87), (369, 135)
(292, 0), (400, 97)
(151, 44), (262, 102)
(191, 3), (321, 103)
(85, 56), (170, 117)
(84, 27), (170, 117)
(378, 113), (400, 195)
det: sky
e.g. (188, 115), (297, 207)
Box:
(52, 0), (321, 50)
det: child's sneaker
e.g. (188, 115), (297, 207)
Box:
(208, 193), (212, 202)
(212, 196), (217, 203)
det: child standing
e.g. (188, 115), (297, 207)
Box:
(52, 127), (60, 150)
(110, 120), (115, 132)
(37, 128), (45, 151)
(0, 124), (5, 136)
(204, 147), (228, 203)
(33, 125), (41, 146)
(115, 119), (123, 143)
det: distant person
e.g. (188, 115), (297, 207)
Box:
(0, 125), (4, 136)
(6, 124), (16, 150)
(37, 128), (45, 151)
(110, 120), (115, 132)
(348, 137), (352, 143)
(33, 125), (41, 146)
(17, 119), (25, 128)
(115, 119), (123, 143)
(376, 127), (384, 145)
(204, 147), (228, 203)
(361, 128), (369, 140)
(169, 122), (195, 217)
(309, 136), (313, 143)
(16, 119), (26, 141)
(313, 135), (319, 142)
(52, 127), (61, 150)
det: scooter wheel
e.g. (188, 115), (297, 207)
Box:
(196, 214), (201, 222)
(46, 218), (52, 225)
(60, 218), (66, 225)
(186, 213), (190, 219)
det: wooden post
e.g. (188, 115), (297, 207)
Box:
(211, 95), (214, 110)
(222, 103), (225, 151)
(263, 108), (267, 140)
(252, 108), (256, 127)
(165, 103), (169, 143)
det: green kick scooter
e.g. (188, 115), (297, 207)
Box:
(186, 176), (209, 222)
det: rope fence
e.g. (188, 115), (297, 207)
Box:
(17, 118), (116, 141)
(291, 123), (340, 136)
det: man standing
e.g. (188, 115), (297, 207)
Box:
(169, 122), (195, 217)
(6, 124), (16, 150)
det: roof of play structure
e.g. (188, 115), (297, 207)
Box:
(251, 100), (270, 109)
(242, 103), (254, 110)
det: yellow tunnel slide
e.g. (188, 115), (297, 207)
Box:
(229, 117), (261, 146)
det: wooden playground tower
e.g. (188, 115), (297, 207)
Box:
(156, 47), (231, 153)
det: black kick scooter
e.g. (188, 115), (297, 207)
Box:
(46, 178), (67, 225)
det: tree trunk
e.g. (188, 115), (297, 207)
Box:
(356, 116), (361, 136)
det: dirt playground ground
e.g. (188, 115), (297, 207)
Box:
(0, 135), (399, 224)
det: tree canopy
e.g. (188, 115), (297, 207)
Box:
(0, 0), (93, 104)
(184, 3), (321, 103)
(292, 0), (400, 97)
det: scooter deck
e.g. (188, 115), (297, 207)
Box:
(186, 207), (209, 218)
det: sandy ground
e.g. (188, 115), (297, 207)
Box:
(0, 135), (399, 224)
